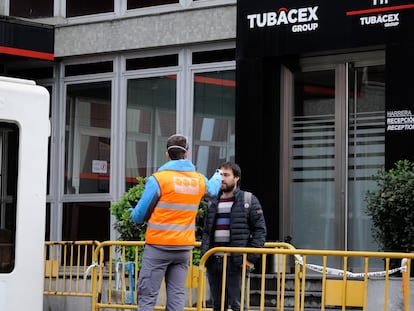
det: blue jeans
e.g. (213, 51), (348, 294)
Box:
(206, 256), (249, 311)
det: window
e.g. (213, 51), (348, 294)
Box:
(62, 202), (110, 241)
(66, 0), (114, 18)
(125, 75), (176, 189)
(193, 70), (235, 174)
(65, 81), (112, 194)
(54, 47), (235, 243)
(45, 85), (52, 195)
(65, 62), (113, 77)
(0, 123), (19, 273)
(10, 0), (53, 18)
(126, 55), (178, 71)
(192, 49), (235, 64)
(127, 0), (178, 10)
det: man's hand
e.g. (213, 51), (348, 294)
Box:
(246, 260), (254, 271)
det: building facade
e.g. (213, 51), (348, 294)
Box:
(1, 0), (413, 271)
(0, 0), (238, 245)
(236, 0), (414, 269)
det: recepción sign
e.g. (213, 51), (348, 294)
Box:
(387, 110), (414, 131)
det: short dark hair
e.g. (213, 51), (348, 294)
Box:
(219, 161), (241, 185)
(166, 134), (188, 160)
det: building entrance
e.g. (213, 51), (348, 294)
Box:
(281, 52), (385, 268)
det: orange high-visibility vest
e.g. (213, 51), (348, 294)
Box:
(146, 170), (206, 246)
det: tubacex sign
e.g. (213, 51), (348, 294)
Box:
(238, 0), (414, 57)
(246, 6), (319, 32)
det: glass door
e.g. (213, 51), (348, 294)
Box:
(289, 68), (338, 251)
(347, 64), (385, 268)
(281, 52), (385, 269)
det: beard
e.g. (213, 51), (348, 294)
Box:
(220, 181), (236, 193)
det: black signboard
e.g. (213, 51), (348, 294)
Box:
(236, 0), (414, 244)
(0, 17), (54, 60)
(237, 0), (414, 58)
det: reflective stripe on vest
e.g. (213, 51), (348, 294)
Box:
(146, 170), (206, 246)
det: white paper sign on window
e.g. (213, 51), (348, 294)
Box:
(92, 160), (108, 174)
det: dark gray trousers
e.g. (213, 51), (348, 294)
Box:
(137, 244), (190, 311)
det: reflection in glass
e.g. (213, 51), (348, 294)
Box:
(347, 66), (385, 268)
(290, 66), (385, 270)
(65, 82), (112, 194)
(125, 76), (176, 190)
(291, 70), (336, 251)
(193, 71), (235, 175)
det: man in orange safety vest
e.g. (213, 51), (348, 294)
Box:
(130, 134), (222, 311)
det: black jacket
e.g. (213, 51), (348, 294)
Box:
(200, 188), (267, 265)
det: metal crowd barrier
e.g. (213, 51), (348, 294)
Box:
(43, 240), (102, 298)
(197, 247), (414, 311)
(88, 241), (296, 311)
(44, 241), (414, 311)
(89, 240), (204, 311)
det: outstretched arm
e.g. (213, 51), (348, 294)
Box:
(204, 169), (222, 197)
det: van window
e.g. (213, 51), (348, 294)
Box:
(0, 123), (19, 273)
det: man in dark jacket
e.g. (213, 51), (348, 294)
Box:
(200, 161), (267, 311)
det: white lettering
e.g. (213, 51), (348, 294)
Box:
(307, 7), (319, 21)
(287, 9), (298, 23)
(386, 110), (414, 131)
(387, 110), (412, 117)
(268, 12), (277, 26)
(247, 14), (257, 29)
(292, 23), (318, 32)
(278, 11), (289, 25)
(246, 6), (319, 31)
(387, 117), (414, 124)
(257, 13), (267, 27)
(360, 13), (399, 27)
(298, 8), (308, 23)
